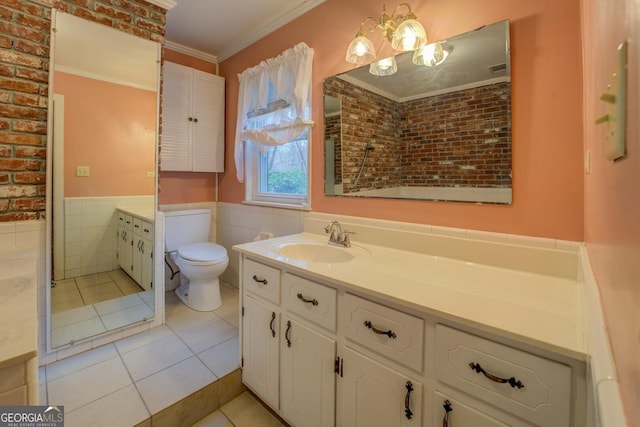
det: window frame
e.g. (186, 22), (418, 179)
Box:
(244, 134), (311, 210)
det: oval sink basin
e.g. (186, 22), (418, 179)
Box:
(275, 242), (354, 263)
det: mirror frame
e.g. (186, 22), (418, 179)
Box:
(323, 20), (512, 205)
(45, 10), (162, 351)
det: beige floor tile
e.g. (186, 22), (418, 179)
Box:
(65, 384), (149, 427)
(75, 272), (114, 288)
(51, 288), (82, 305)
(117, 281), (144, 295)
(51, 299), (85, 313)
(79, 282), (122, 298)
(192, 410), (233, 427)
(220, 392), (286, 427)
(82, 289), (125, 305)
(53, 279), (78, 291)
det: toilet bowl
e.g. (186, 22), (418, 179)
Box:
(164, 209), (229, 311)
(172, 242), (228, 311)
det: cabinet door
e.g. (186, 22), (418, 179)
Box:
(281, 317), (336, 427)
(117, 226), (128, 271)
(340, 346), (422, 427)
(120, 228), (133, 276)
(132, 236), (143, 285)
(140, 236), (153, 291)
(191, 69), (224, 172)
(242, 295), (280, 409)
(161, 62), (192, 171)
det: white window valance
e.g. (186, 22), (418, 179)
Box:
(234, 42), (314, 182)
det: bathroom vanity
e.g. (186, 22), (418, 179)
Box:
(234, 226), (587, 427)
(0, 249), (38, 405)
(117, 208), (154, 291)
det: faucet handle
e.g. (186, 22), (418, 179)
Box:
(342, 229), (355, 246)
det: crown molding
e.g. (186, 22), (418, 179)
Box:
(216, 0), (326, 61)
(164, 40), (219, 64)
(146, 0), (177, 10)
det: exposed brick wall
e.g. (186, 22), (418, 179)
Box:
(324, 77), (403, 193)
(323, 113), (341, 184)
(399, 82), (511, 187)
(0, 0), (166, 222)
(324, 76), (512, 193)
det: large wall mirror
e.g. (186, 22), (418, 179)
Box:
(324, 20), (512, 204)
(46, 11), (160, 349)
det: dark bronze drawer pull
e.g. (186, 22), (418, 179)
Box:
(297, 293), (318, 306)
(442, 399), (452, 427)
(364, 320), (397, 339)
(469, 362), (525, 389)
(252, 275), (268, 285)
(404, 381), (413, 419)
(269, 311), (276, 337)
(285, 320), (292, 347)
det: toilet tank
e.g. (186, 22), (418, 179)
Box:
(164, 209), (212, 252)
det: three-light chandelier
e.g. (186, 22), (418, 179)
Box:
(345, 3), (448, 75)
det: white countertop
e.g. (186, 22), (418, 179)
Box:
(233, 232), (586, 361)
(0, 250), (38, 368)
(117, 207), (154, 221)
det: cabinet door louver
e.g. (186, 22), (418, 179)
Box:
(192, 69), (224, 172)
(161, 61), (225, 172)
(161, 62), (192, 171)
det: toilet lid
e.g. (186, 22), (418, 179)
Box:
(178, 243), (227, 262)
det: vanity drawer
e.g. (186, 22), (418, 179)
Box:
(435, 325), (571, 426)
(133, 218), (153, 238)
(283, 273), (337, 331)
(118, 212), (133, 230)
(243, 258), (280, 304)
(343, 293), (424, 372)
(433, 391), (509, 427)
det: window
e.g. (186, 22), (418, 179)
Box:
(245, 107), (310, 208)
(234, 43), (314, 209)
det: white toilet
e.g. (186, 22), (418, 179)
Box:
(164, 209), (228, 311)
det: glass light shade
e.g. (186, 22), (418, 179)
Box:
(391, 19), (427, 51)
(369, 56), (397, 76)
(346, 35), (376, 64)
(413, 42), (449, 67)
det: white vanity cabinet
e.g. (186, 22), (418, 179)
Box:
(116, 209), (153, 290)
(241, 258), (337, 426)
(131, 217), (153, 290)
(161, 61), (225, 172)
(117, 211), (133, 274)
(236, 248), (584, 427)
(339, 293), (424, 426)
(434, 325), (572, 427)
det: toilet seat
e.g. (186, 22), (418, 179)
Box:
(178, 242), (227, 264)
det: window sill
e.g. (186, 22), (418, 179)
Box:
(242, 199), (311, 211)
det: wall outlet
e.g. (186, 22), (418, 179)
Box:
(76, 166), (90, 177)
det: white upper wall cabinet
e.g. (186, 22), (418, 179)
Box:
(161, 61), (225, 172)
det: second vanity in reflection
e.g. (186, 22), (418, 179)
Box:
(234, 224), (587, 427)
(116, 208), (154, 291)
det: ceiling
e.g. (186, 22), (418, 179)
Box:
(164, 0), (326, 62)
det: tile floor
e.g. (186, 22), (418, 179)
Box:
(51, 269), (154, 347)
(40, 282), (284, 426)
(52, 269), (144, 313)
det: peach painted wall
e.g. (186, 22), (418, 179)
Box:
(581, 0), (639, 423)
(158, 48), (218, 204)
(218, 0), (584, 241)
(55, 72), (156, 197)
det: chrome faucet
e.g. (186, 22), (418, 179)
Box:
(324, 220), (353, 247)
